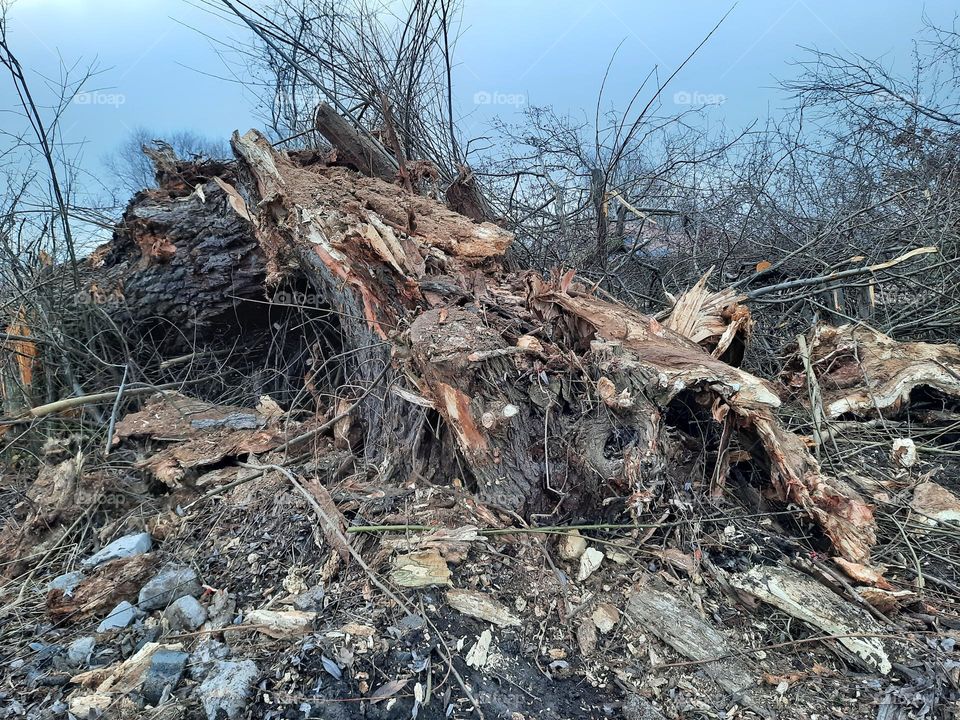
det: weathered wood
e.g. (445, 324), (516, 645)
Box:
(84, 129), (880, 561)
(783, 323), (960, 419)
(729, 565), (892, 674)
(88, 171), (265, 347)
(626, 582), (770, 717)
(314, 102), (399, 182)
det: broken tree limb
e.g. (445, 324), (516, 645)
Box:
(782, 323), (960, 419)
(626, 582), (770, 717)
(661, 268), (752, 364)
(0, 380), (203, 426)
(746, 247), (937, 300)
(729, 565), (893, 674)
(315, 102), (399, 182)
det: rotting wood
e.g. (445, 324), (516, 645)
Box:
(77, 128), (881, 563)
(728, 564), (892, 675)
(315, 102), (399, 182)
(625, 581), (770, 717)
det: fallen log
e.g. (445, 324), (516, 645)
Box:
(84, 129), (877, 562)
(782, 324), (960, 419)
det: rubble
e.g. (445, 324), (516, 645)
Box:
(558, 529), (587, 560)
(577, 546), (604, 581)
(197, 660), (259, 720)
(138, 563), (202, 610)
(81, 531), (152, 568)
(97, 601), (137, 632)
(163, 595), (207, 631)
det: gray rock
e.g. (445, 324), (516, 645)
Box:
(188, 638), (231, 681)
(47, 570), (84, 595)
(163, 595), (207, 631)
(198, 660), (259, 720)
(97, 600), (137, 632)
(82, 532), (152, 568)
(202, 590), (236, 630)
(66, 637), (95, 667)
(292, 583), (325, 612)
(141, 648), (189, 705)
(138, 564), (201, 611)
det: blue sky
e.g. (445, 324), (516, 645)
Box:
(3, 0), (957, 180)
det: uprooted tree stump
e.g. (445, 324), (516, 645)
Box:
(86, 129), (877, 562)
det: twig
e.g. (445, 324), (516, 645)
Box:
(103, 364), (129, 456)
(747, 247), (937, 299)
(0, 380), (203, 425)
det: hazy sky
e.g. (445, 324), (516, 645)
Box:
(3, 0), (958, 180)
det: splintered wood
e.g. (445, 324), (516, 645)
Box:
(86, 129), (884, 562)
(783, 324), (960, 419)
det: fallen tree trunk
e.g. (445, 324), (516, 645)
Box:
(84, 129), (877, 562)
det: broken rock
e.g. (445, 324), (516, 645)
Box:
(188, 638), (231, 682)
(163, 594), (207, 631)
(47, 570), (84, 595)
(198, 660), (259, 720)
(591, 602), (620, 634)
(141, 648), (189, 705)
(82, 532), (152, 568)
(138, 563), (202, 610)
(577, 547), (604, 581)
(558, 530), (587, 561)
(97, 600), (137, 633)
(66, 637), (95, 668)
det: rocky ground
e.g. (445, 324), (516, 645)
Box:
(1, 414), (959, 719)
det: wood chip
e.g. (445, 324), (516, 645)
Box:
(391, 549), (451, 588)
(591, 602), (620, 634)
(446, 588), (521, 627)
(911, 481), (960, 525)
(465, 629), (492, 669)
(577, 547), (604, 581)
(245, 609), (317, 639)
(577, 618), (598, 655)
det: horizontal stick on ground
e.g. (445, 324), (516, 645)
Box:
(0, 380), (204, 426)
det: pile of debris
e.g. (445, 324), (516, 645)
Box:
(2, 121), (960, 719)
